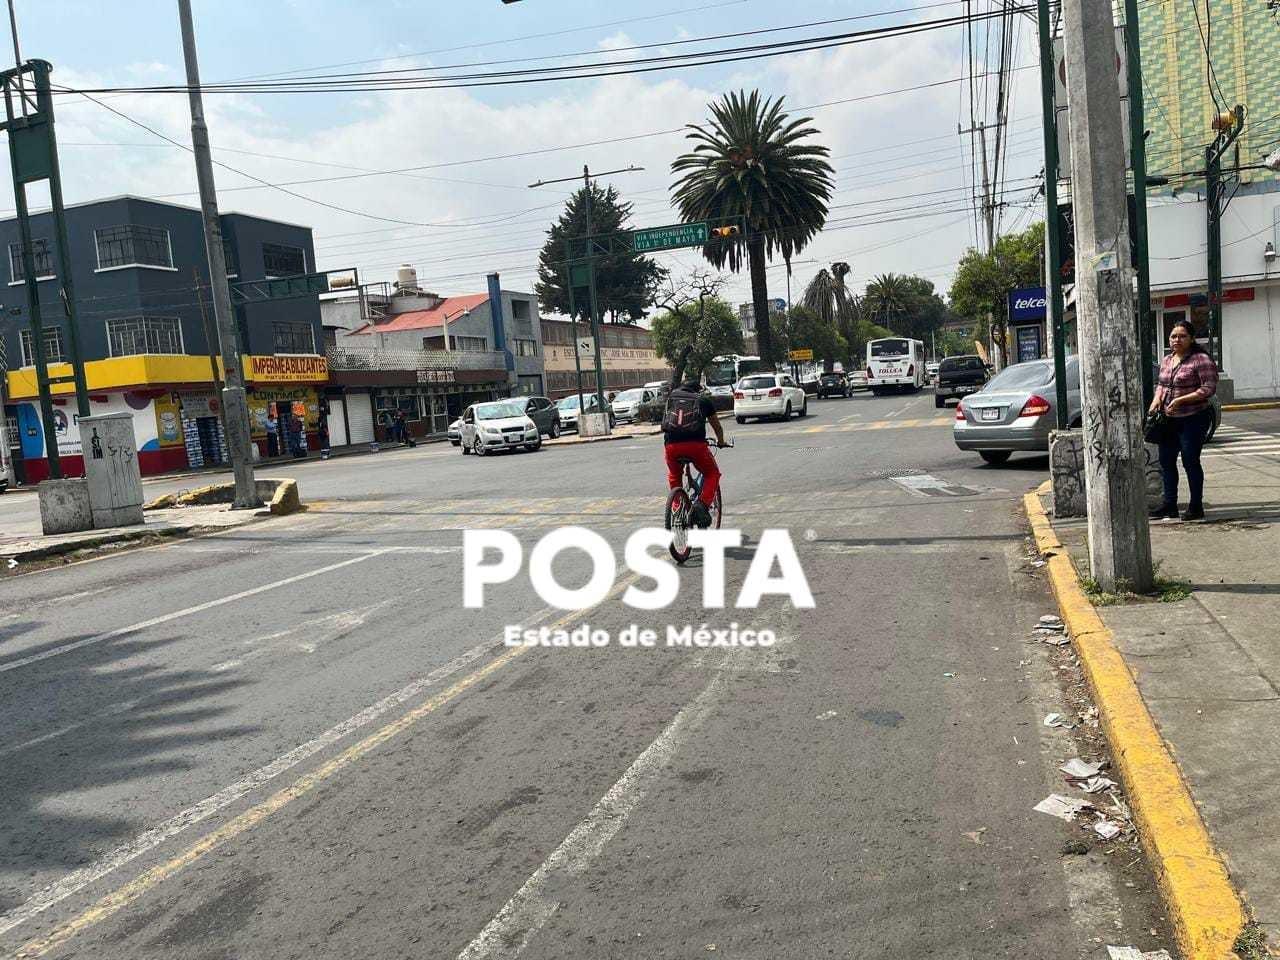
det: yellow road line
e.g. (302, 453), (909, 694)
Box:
(9, 582), (634, 960)
(1022, 489), (1246, 960)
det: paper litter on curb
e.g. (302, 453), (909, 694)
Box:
(1077, 776), (1117, 794)
(1106, 947), (1173, 960)
(1038, 614), (1064, 629)
(1093, 819), (1123, 840)
(1034, 794), (1092, 821)
(1043, 713), (1074, 729)
(1060, 758), (1106, 780)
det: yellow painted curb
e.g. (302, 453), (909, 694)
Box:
(1221, 400), (1280, 412)
(1022, 490), (1246, 959)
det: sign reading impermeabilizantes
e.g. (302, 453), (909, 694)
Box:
(631, 222), (709, 252)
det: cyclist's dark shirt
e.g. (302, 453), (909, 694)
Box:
(663, 385), (715, 445)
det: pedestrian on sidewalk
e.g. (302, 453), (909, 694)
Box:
(1149, 319), (1218, 522)
(265, 410), (279, 458)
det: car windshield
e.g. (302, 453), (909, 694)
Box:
(556, 396), (580, 410)
(475, 402), (525, 420)
(705, 361), (737, 387)
(871, 339), (909, 358)
(821, 373), (842, 381)
(986, 362), (1053, 391)
(614, 389), (644, 402)
(739, 375), (777, 389)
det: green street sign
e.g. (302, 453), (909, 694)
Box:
(631, 222), (708, 252)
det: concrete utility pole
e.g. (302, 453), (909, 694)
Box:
(1061, 0), (1152, 592)
(177, 0), (260, 508)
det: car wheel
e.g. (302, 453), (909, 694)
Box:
(549, 421), (560, 439)
(472, 437), (486, 457)
(782, 401), (792, 421)
(526, 440), (541, 452)
(460, 439), (470, 455)
(979, 450), (1012, 465)
(935, 395), (945, 408)
(798, 397), (808, 417)
(735, 416), (746, 425)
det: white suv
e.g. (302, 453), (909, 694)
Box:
(733, 373), (808, 423)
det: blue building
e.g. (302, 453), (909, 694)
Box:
(0, 196), (328, 481)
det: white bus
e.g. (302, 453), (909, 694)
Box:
(865, 337), (926, 394)
(704, 354), (764, 408)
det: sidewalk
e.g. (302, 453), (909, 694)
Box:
(1, 503), (268, 569)
(1040, 443), (1280, 951)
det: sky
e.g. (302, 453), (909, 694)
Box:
(5, 0), (1047, 315)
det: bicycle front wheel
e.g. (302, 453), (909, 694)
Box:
(666, 487), (693, 564)
(709, 487), (723, 529)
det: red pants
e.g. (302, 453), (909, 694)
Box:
(664, 441), (720, 506)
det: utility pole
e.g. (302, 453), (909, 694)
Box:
(177, 0), (260, 508)
(581, 165), (608, 413)
(1122, 0), (1155, 408)
(960, 120), (1003, 367)
(1037, 0), (1069, 427)
(1205, 105), (1244, 372)
(1062, 0), (1152, 592)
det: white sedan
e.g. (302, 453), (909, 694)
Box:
(459, 400), (542, 455)
(611, 387), (655, 423)
(733, 373), (808, 423)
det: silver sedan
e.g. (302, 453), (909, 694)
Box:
(953, 358), (1081, 465)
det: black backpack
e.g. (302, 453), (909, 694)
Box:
(662, 388), (706, 441)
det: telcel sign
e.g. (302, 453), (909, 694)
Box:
(1007, 286), (1047, 323)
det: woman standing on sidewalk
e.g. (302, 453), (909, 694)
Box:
(1149, 319), (1219, 521)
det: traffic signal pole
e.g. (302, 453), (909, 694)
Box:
(1036, 0), (1068, 428)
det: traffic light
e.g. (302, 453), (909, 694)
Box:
(710, 225), (740, 239)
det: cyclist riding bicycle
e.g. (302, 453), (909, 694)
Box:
(661, 377), (728, 528)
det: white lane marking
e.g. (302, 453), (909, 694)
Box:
(888, 474), (974, 497)
(457, 676), (725, 960)
(0, 625), (536, 939)
(0, 552), (388, 675)
(0, 699), (143, 759)
(208, 597), (402, 672)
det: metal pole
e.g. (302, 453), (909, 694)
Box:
(1206, 145), (1223, 370)
(1062, 0), (1153, 592)
(582, 166), (608, 414)
(565, 266), (586, 412)
(177, 0), (260, 508)
(6, 0), (24, 110)
(1037, 0), (1069, 427)
(1123, 0), (1154, 407)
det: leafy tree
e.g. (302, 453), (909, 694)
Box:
(671, 90), (834, 364)
(779, 304), (845, 370)
(535, 183), (666, 324)
(649, 273), (743, 386)
(948, 221), (1045, 361)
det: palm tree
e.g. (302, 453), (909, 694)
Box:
(863, 273), (912, 331)
(671, 90), (834, 363)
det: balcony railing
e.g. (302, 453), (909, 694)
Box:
(326, 343), (505, 372)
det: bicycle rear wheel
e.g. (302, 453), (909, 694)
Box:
(709, 487), (723, 529)
(666, 487), (693, 564)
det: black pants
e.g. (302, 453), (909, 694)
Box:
(1158, 408), (1212, 509)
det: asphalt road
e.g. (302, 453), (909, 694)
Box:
(0, 390), (1175, 959)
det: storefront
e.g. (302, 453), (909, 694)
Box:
(1006, 286), (1048, 363)
(4, 352), (328, 481)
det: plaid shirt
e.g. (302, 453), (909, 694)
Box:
(1156, 350), (1218, 417)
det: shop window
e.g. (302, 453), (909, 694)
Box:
(263, 242), (306, 277)
(273, 321), (316, 354)
(515, 338), (537, 357)
(19, 327), (64, 366)
(95, 224), (173, 269)
(9, 239), (55, 282)
(107, 316), (185, 356)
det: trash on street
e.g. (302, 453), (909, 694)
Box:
(1034, 794), (1093, 821)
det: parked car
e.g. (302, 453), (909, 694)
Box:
(816, 371), (850, 398)
(448, 416), (463, 446)
(847, 369), (869, 391)
(459, 400), (542, 456)
(934, 354), (990, 408)
(953, 358), (1081, 464)
(733, 372), (808, 423)
(555, 392), (615, 432)
(611, 387), (656, 423)
(519, 395), (562, 438)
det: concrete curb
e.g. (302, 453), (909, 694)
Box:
(1023, 481), (1247, 960)
(268, 478), (302, 515)
(545, 428), (660, 447)
(1221, 400), (1280, 412)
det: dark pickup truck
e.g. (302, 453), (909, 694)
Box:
(934, 355), (989, 407)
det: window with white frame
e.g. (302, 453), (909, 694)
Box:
(106, 316), (185, 356)
(20, 326), (64, 366)
(263, 242), (305, 277)
(515, 338), (537, 356)
(9, 239), (55, 282)
(272, 320), (315, 354)
(451, 335), (487, 352)
(95, 224), (173, 269)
